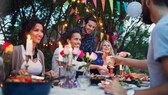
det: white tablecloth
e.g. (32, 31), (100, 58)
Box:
(49, 86), (105, 95)
(49, 85), (150, 95)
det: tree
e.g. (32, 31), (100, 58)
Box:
(0, 0), (150, 70)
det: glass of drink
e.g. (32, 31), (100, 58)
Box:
(106, 56), (115, 76)
(77, 75), (90, 91)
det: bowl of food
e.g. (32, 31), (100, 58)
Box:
(2, 75), (52, 95)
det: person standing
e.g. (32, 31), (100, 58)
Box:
(80, 16), (97, 53)
(104, 0), (168, 95)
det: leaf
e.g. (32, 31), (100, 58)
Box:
(78, 64), (88, 70)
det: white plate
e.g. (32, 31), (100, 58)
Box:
(123, 84), (137, 90)
(142, 81), (150, 84)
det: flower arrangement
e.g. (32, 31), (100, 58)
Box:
(59, 44), (98, 71)
(1, 41), (13, 62)
(59, 46), (85, 69)
(1, 41), (13, 81)
(78, 52), (98, 70)
(58, 45), (87, 88)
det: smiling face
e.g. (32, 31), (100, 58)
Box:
(102, 41), (112, 54)
(84, 20), (97, 34)
(68, 33), (81, 48)
(29, 23), (44, 45)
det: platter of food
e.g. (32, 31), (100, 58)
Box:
(90, 74), (111, 85)
(3, 75), (51, 95)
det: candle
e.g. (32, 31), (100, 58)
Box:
(68, 43), (73, 64)
(58, 42), (63, 61)
(26, 35), (32, 56)
(119, 65), (123, 70)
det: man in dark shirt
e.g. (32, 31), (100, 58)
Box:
(76, 16), (97, 78)
(80, 16), (97, 53)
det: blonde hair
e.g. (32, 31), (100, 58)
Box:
(99, 40), (115, 56)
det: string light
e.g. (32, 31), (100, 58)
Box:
(93, 15), (97, 19)
(77, 0), (80, 3)
(0, 83), (3, 87)
(82, 0), (85, 3)
(49, 42), (53, 46)
(64, 23), (68, 27)
(100, 22), (103, 26)
(72, 0), (76, 2)
(86, 8), (89, 12)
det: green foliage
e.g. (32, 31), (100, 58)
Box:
(0, 0), (150, 71)
(42, 49), (54, 71)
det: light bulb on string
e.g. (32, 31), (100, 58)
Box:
(86, 8), (89, 12)
(100, 22), (103, 26)
(64, 23), (68, 27)
(72, 0), (76, 2)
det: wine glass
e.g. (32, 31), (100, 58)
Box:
(106, 56), (115, 77)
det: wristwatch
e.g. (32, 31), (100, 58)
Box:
(127, 89), (135, 95)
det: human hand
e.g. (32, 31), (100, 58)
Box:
(104, 78), (127, 95)
(18, 69), (29, 75)
(97, 65), (109, 74)
(109, 56), (125, 66)
(45, 70), (58, 79)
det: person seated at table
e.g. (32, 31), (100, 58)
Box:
(10, 18), (57, 78)
(52, 28), (108, 77)
(90, 40), (115, 75)
(52, 28), (83, 77)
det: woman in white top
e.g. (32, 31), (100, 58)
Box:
(10, 18), (57, 78)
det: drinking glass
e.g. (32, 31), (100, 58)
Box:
(77, 75), (90, 91)
(106, 56), (115, 77)
(106, 56), (115, 67)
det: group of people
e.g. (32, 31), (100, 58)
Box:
(3, 0), (168, 94)
(7, 16), (110, 78)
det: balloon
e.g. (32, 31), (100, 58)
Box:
(126, 1), (142, 17)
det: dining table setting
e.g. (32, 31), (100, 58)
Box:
(48, 73), (150, 95)
(0, 72), (150, 95)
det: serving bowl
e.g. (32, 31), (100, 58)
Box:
(3, 82), (51, 95)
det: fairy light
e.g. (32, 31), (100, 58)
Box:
(0, 83), (3, 87)
(86, 8), (89, 12)
(72, 0), (76, 2)
(93, 15), (96, 19)
(77, 0), (80, 3)
(82, 0), (85, 3)
(64, 23), (68, 27)
(100, 22), (103, 26)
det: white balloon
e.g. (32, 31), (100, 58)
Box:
(126, 1), (142, 17)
